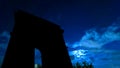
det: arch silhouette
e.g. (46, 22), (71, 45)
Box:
(2, 10), (73, 68)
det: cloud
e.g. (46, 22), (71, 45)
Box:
(0, 31), (10, 67)
(0, 31), (10, 54)
(0, 31), (10, 44)
(67, 19), (120, 67)
(71, 22), (120, 49)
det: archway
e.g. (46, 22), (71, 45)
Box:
(34, 48), (42, 68)
(2, 10), (72, 68)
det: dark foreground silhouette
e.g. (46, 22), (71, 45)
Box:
(2, 10), (73, 68)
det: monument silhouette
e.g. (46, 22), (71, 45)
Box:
(2, 10), (73, 68)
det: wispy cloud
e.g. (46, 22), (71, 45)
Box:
(66, 19), (120, 68)
(71, 22), (120, 49)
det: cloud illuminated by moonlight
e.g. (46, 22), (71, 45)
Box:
(71, 22), (120, 49)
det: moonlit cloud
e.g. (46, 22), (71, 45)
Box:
(67, 19), (120, 68)
(71, 22), (120, 49)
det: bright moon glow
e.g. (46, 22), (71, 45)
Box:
(73, 49), (86, 58)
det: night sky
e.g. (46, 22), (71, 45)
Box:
(0, 0), (120, 68)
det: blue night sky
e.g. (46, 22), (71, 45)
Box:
(0, 0), (120, 68)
